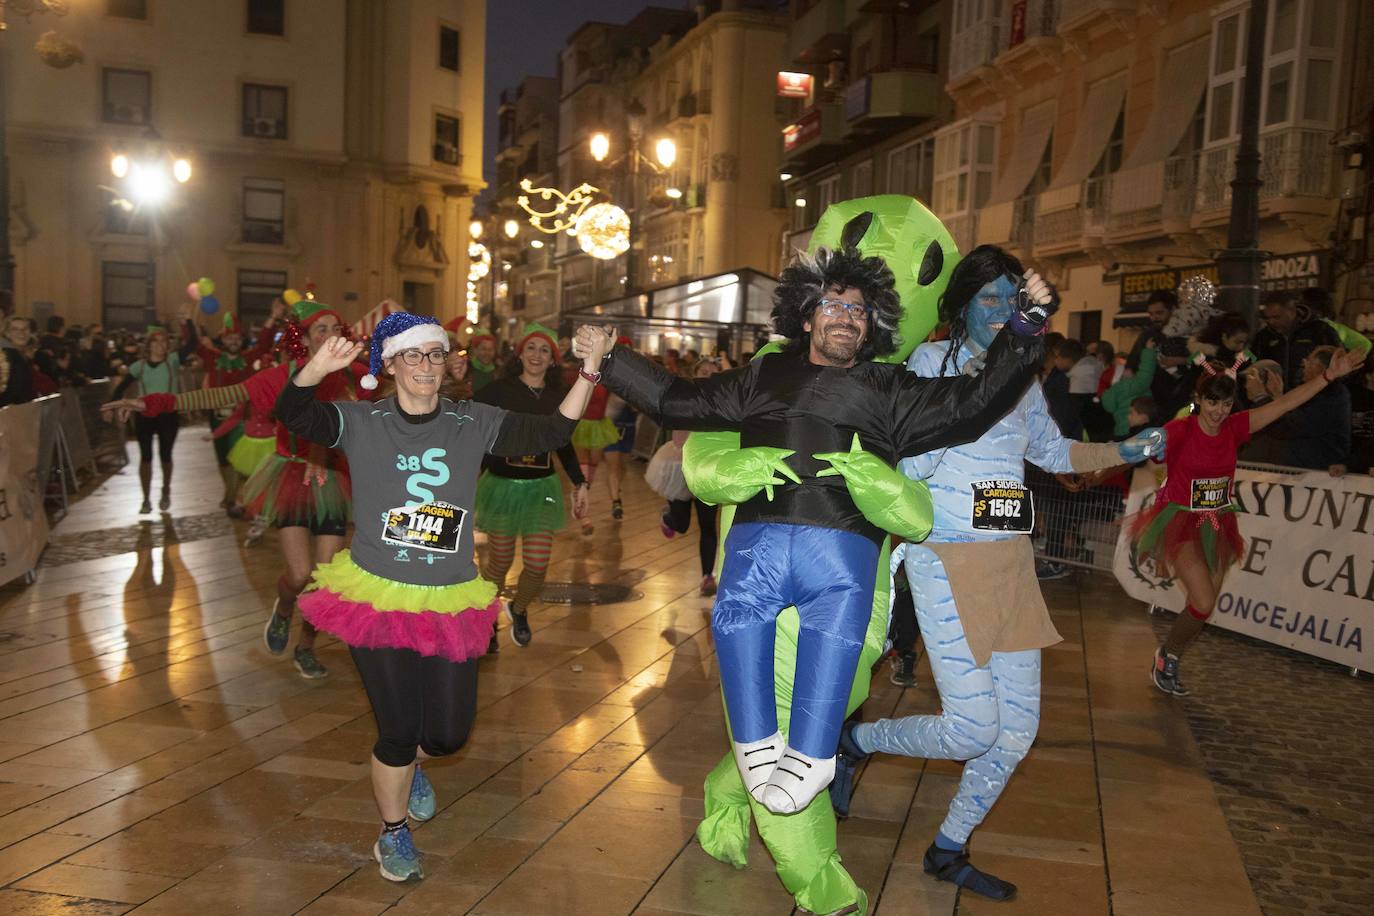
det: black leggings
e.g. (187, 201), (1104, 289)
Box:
(134, 413), (179, 464)
(664, 497), (719, 576)
(349, 645), (479, 767)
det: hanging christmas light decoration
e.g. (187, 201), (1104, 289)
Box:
(465, 242), (491, 324)
(516, 178), (599, 234)
(574, 203), (631, 261)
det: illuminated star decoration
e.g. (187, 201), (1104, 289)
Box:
(517, 179), (599, 235)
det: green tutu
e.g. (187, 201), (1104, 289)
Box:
(572, 417), (620, 449)
(475, 472), (565, 536)
(227, 434), (276, 479)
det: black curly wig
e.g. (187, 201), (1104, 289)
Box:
(770, 247), (901, 362)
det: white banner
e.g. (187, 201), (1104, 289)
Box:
(1114, 465), (1371, 670)
(0, 400), (50, 586)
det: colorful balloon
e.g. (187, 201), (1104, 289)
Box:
(199, 294), (220, 315)
(282, 288), (302, 306)
(197, 277), (216, 298)
(187, 281), (202, 302)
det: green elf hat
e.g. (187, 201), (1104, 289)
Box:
(516, 322), (559, 355)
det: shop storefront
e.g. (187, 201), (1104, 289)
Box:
(561, 268), (779, 361)
(1114, 250), (1330, 328)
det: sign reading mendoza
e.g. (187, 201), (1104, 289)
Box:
(1114, 465), (1371, 670)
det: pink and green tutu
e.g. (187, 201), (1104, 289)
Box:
(298, 550), (501, 662)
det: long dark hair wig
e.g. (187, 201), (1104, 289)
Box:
(504, 338), (565, 392)
(770, 247), (901, 362)
(937, 245), (1025, 377)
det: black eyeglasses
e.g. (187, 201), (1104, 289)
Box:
(397, 348), (448, 366)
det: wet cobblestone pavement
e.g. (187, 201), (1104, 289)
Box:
(1151, 613), (1374, 916)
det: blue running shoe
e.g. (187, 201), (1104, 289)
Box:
(408, 765), (436, 822)
(374, 824), (423, 882)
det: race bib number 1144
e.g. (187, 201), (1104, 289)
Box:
(382, 501), (466, 553)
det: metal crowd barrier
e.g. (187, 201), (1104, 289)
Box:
(73, 379), (128, 470)
(1028, 459), (1312, 572)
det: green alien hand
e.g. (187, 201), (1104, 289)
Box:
(682, 431), (802, 505)
(815, 433), (934, 541)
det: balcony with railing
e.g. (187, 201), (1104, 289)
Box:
(1196, 128), (1335, 216)
(997, 0), (1061, 81)
(780, 101), (847, 169)
(1011, 195), (1037, 254)
(1033, 176), (1113, 256)
(1057, 0), (1137, 39)
(843, 68), (943, 131)
(948, 17), (1004, 86)
(788, 0), (847, 65)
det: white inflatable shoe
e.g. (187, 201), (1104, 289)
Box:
(732, 730), (784, 804)
(761, 745), (836, 814)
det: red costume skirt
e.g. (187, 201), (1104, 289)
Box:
(1128, 499), (1244, 578)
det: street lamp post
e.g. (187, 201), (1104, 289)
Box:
(588, 98), (676, 295)
(1216, 0), (1269, 328)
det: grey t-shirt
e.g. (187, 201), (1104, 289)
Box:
(333, 397), (507, 586)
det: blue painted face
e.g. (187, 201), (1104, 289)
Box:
(966, 275), (1018, 352)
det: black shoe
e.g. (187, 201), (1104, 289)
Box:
(922, 842), (1017, 901)
(889, 651), (917, 688)
(506, 604), (531, 647)
(829, 751), (857, 820)
(836, 719), (869, 762)
(1151, 646), (1189, 696)
(611, 499), (623, 520)
(486, 628), (500, 655)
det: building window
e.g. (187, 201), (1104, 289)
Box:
(439, 25), (460, 72)
(1086, 111), (1125, 209)
(247, 0), (284, 36)
(107, 0), (147, 19)
(887, 136), (935, 203)
(102, 68), (151, 125)
(851, 160), (873, 198)
(1205, 0), (1341, 146)
(242, 84), (288, 139)
(237, 269), (288, 328)
(932, 120), (996, 216)
(242, 178), (285, 245)
(102, 261), (155, 330)
(433, 114), (460, 165)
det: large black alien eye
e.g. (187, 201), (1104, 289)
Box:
(917, 240), (944, 286)
(841, 211), (874, 249)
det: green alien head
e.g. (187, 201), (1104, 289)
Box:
(807, 195), (961, 364)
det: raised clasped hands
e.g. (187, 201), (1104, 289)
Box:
(571, 325), (617, 372)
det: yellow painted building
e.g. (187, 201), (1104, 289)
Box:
(941, 0), (1369, 343)
(4, 0), (486, 329)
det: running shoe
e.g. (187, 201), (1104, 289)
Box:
(581, 521), (595, 537)
(1151, 646), (1189, 696)
(506, 604), (532, 647)
(293, 647), (328, 679)
(264, 604), (290, 656)
(139, 499), (152, 514)
(1034, 560), (1071, 580)
(374, 825), (423, 882)
(699, 574), (717, 597)
(244, 517), (267, 547)
(158, 492), (170, 511)
(889, 652), (917, 688)
(660, 518), (676, 539)
(408, 765), (436, 822)
(612, 499), (623, 520)
(923, 842), (1016, 900)
(486, 628), (500, 656)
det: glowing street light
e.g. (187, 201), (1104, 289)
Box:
(468, 219), (483, 239)
(172, 158), (192, 183)
(110, 153), (129, 178)
(128, 162), (172, 206)
(503, 218), (519, 239)
(794, 197), (807, 208)
(530, 239), (544, 249)
(589, 131), (610, 163)
(655, 137), (677, 169)
(665, 187), (683, 200)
